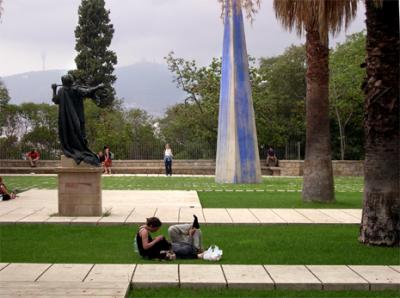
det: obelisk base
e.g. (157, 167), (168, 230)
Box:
(56, 156), (102, 216)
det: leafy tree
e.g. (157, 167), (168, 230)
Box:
(0, 79), (11, 134)
(273, 0), (358, 203)
(330, 32), (366, 160)
(72, 0), (117, 108)
(163, 52), (221, 155)
(360, 0), (399, 247)
(0, 79), (10, 107)
(257, 45), (306, 150)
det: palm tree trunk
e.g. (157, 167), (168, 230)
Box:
(302, 29), (334, 202)
(359, 0), (399, 246)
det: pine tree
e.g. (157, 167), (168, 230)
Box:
(73, 0), (117, 108)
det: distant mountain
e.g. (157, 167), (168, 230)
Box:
(2, 62), (185, 116)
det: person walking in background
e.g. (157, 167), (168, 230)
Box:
(26, 149), (40, 167)
(164, 144), (173, 176)
(0, 177), (16, 201)
(104, 146), (112, 174)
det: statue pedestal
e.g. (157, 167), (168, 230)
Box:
(56, 156), (102, 216)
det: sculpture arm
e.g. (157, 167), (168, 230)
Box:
(51, 84), (59, 104)
(76, 83), (105, 98)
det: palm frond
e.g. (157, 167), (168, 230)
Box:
(218, 0), (261, 20)
(273, 0), (358, 43)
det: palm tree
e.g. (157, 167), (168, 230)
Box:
(273, 0), (357, 202)
(359, 0), (399, 247)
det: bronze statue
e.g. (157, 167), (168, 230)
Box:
(52, 74), (104, 166)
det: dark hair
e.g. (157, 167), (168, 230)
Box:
(146, 217), (162, 228)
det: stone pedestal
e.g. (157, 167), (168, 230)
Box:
(56, 156), (102, 216)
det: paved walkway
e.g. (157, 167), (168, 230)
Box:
(0, 263), (398, 297)
(0, 189), (362, 225)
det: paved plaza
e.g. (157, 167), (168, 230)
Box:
(0, 189), (362, 225)
(1, 185), (397, 297)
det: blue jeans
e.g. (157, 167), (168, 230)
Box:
(165, 158), (172, 175)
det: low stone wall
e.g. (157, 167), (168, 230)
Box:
(279, 160), (364, 176)
(0, 159), (364, 176)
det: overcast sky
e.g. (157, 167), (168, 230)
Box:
(0, 0), (366, 77)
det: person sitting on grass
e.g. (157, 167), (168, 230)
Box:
(136, 217), (175, 260)
(0, 177), (16, 201)
(168, 215), (205, 259)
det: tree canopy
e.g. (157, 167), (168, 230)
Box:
(72, 0), (118, 108)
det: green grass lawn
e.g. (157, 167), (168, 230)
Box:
(3, 175), (363, 208)
(198, 191), (362, 208)
(1, 225), (398, 265)
(2, 176), (363, 192)
(128, 288), (400, 298)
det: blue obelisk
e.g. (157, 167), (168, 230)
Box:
(215, 0), (261, 184)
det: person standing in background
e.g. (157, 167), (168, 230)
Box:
(164, 144), (173, 176)
(104, 146), (113, 174)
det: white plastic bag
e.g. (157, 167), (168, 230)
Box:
(203, 245), (223, 261)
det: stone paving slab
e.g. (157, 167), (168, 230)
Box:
(226, 209), (260, 224)
(154, 208), (180, 223)
(179, 208), (205, 224)
(132, 264), (179, 288)
(249, 209), (286, 224)
(84, 264), (136, 283)
(0, 206), (19, 216)
(271, 209), (313, 224)
(342, 209), (363, 219)
(0, 208), (41, 223)
(307, 265), (369, 290)
(97, 212), (132, 225)
(390, 266), (400, 273)
(202, 209), (233, 223)
(18, 214), (52, 223)
(38, 264), (93, 282)
(264, 265), (322, 290)
(104, 190), (201, 208)
(71, 216), (102, 225)
(180, 265), (226, 288)
(0, 263), (51, 281)
(296, 209), (339, 224)
(222, 265), (274, 289)
(0, 263), (9, 271)
(0, 281), (128, 297)
(349, 265), (400, 290)
(125, 207), (157, 223)
(319, 209), (360, 224)
(45, 216), (76, 224)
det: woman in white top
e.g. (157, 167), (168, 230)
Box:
(164, 144), (173, 176)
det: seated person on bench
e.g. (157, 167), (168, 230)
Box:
(266, 147), (278, 167)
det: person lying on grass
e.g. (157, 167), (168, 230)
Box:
(136, 217), (176, 260)
(168, 215), (205, 259)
